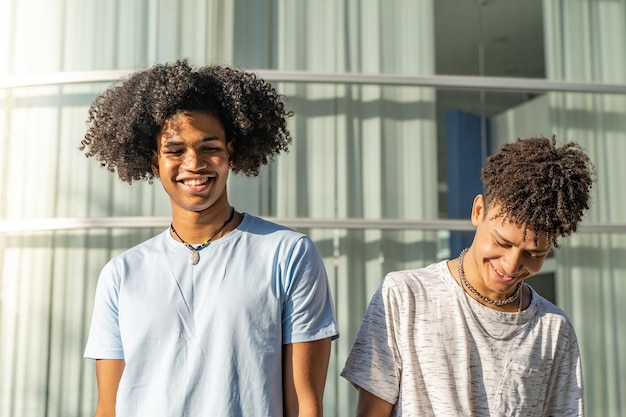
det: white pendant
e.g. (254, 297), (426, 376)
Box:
(189, 250), (200, 265)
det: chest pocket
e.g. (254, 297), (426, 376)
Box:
(491, 360), (548, 417)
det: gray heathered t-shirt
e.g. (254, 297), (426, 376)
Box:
(341, 260), (583, 417)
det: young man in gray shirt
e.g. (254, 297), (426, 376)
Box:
(342, 136), (595, 417)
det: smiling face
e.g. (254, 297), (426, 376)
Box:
(152, 111), (232, 216)
(465, 194), (552, 302)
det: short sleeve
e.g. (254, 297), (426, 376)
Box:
(341, 278), (402, 405)
(281, 236), (339, 344)
(541, 328), (584, 416)
(84, 261), (125, 359)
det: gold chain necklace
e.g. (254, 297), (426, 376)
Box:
(170, 207), (235, 265)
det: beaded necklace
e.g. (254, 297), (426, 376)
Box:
(170, 207), (235, 265)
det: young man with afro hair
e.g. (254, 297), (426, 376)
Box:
(341, 136), (595, 417)
(82, 60), (338, 417)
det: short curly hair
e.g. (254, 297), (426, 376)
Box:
(80, 60), (293, 182)
(481, 135), (595, 246)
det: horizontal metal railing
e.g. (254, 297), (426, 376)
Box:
(0, 217), (624, 234)
(2, 69), (626, 95)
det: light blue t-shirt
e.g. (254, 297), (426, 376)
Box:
(85, 214), (339, 417)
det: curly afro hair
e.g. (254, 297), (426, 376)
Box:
(80, 60), (293, 182)
(481, 135), (595, 246)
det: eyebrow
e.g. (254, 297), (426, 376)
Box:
(161, 136), (221, 147)
(493, 230), (550, 253)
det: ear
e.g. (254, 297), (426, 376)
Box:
(470, 194), (485, 227)
(151, 150), (159, 177)
(227, 141), (235, 169)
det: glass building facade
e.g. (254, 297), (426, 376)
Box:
(1, 1), (625, 416)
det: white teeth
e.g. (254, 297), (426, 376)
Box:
(493, 265), (508, 277)
(183, 178), (209, 186)
(494, 267), (518, 279)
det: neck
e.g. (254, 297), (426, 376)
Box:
(171, 204), (239, 244)
(452, 249), (528, 312)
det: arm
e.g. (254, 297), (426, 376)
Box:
(94, 359), (125, 417)
(283, 338), (332, 417)
(355, 388), (394, 417)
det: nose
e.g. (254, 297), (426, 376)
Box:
(181, 149), (207, 171)
(501, 250), (524, 276)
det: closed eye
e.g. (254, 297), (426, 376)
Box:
(526, 251), (549, 260)
(201, 147), (221, 153)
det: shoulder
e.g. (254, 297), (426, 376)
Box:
(241, 213), (302, 237)
(102, 230), (168, 274)
(531, 288), (573, 325)
(528, 287), (579, 345)
(382, 261), (447, 293)
(92, 233), (166, 298)
(239, 213), (315, 249)
(115, 230), (166, 257)
(374, 261), (448, 311)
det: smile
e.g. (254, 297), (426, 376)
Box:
(491, 263), (519, 281)
(181, 177), (211, 186)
